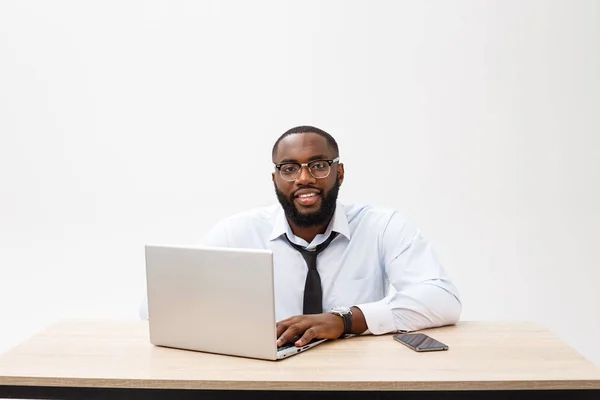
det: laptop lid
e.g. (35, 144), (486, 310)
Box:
(145, 244), (280, 360)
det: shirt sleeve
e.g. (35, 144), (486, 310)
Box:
(355, 211), (462, 334)
(200, 219), (230, 247)
(139, 295), (149, 320)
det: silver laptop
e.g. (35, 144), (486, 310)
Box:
(144, 244), (326, 360)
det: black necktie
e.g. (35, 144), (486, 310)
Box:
(284, 232), (339, 314)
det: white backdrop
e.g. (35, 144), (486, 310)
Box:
(1, 0), (599, 366)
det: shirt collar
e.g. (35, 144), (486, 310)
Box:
(269, 201), (351, 243)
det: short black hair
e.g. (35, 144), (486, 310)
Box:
(271, 125), (339, 162)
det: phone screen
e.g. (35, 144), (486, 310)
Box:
(393, 333), (448, 352)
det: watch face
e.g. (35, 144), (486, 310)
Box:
(331, 306), (351, 314)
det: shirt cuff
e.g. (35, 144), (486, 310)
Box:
(354, 299), (396, 335)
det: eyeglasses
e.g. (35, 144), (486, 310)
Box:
(274, 157), (339, 182)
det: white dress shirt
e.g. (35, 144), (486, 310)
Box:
(198, 201), (462, 334)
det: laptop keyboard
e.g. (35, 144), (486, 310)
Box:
(277, 342), (296, 351)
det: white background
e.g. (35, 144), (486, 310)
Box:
(1, 0), (599, 367)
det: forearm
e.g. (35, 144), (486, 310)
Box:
(356, 281), (462, 334)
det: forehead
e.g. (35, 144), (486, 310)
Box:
(274, 133), (334, 162)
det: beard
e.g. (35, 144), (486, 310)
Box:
(274, 177), (340, 228)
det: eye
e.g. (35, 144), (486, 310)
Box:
(310, 161), (328, 170)
(280, 164), (300, 174)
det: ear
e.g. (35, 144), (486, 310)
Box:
(337, 163), (344, 185)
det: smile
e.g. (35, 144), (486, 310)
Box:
(297, 193), (317, 198)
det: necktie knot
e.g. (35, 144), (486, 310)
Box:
(284, 231), (339, 255)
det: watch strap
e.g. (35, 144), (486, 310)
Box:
(341, 311), (352, 335)
(330, 306), (353, 336)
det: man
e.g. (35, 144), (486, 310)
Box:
(198, 126), (462, 348)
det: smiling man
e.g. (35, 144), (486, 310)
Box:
(201, 125), (462, 347)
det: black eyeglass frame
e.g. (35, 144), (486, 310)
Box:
(274, 157), (340, 181)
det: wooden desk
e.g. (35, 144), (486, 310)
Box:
(0, 319), (599, 399)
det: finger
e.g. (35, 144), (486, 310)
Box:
(275, 322), (287, 338)
(296, 327), (318, 346)
(276, 316), (296, 337)
(277, 323), (305, 347)
(277, 324), (301, 346)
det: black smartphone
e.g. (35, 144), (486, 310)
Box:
(393, 333), (449, 352)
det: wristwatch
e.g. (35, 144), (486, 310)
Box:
(330, 306), (353, 336)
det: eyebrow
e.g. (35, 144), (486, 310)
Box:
(277, 154), (331, 164)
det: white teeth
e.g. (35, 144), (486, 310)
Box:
(298, 193), (316, 198)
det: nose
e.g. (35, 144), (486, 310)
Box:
(295, 165), (316, 185)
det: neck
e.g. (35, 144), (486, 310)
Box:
(288, 221), (329, 243)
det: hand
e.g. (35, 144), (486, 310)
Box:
(276, 313), (344, 347)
